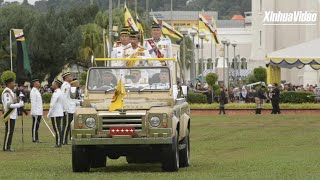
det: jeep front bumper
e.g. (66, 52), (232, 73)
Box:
(72, 136), (172, 145)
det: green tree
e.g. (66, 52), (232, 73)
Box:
(78, 23), (104, 66)
(28, 9), (69, 84)
(253, 66), (267, 83)
(206, 73), (219, 102)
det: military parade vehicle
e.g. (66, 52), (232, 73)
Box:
(71, 59), (191, 172)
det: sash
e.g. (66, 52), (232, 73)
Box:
(127, 47), (146, 67)
(147, 39), (166, 65)
(1, 90), (15, 123)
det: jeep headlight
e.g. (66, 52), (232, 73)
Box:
(85, 117), (96, 128)
(150, 116), (161, 127)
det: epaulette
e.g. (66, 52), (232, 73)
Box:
(124, 44), (132, 50)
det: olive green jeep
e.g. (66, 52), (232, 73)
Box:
(71, 66), (190, 172)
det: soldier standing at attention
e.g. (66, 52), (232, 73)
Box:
(47, 79), (64, 148)
(30, 78), (43, 143)
(61, 72), (73, 145)
(143, 21), (173, 67)
(111, 26), (133, 66)
(1, 71), (24, 152)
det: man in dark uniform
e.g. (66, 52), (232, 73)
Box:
(271, 83), (281, 114)
(1, 71), (24, 152)
(255, 84), (267, 114)
(219, 86), (226, 115)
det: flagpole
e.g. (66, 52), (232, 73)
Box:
(9, 29), (13, 72)
(103, 29), (106, 67)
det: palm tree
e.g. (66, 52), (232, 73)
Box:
(79, 23), (104, 66)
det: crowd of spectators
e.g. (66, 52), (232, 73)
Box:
(187, 80), (319, 104)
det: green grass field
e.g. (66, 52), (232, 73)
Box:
(1, 114), (320, 179)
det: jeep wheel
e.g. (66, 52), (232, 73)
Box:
(91, 149), (107, 168)
(179, 129), (190, 167)
(72, 145), (91, 172)
(162, 130), (179, 172)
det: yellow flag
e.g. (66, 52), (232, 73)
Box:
(109, 79), (127, 112)
(124, 3), (138, 31)
(136, 14), (144, 44)
(13, 29), (25, 41)
(199, 14), (219, 45)
(211, 16), (219, 45)
(161, 20), (183, 41)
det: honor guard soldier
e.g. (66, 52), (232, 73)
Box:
(61, 72), (73, 145)
(127, 31), (151, 67)
(30, 78), (43, 143)
(69, 79), (81, 140)
(111, 26), (134, 66)
(143, 21), (173, 67)
(1, 71), (24, 152)
(47, 79), (64, 148)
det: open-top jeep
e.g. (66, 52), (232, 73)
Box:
(72, 65), (190, 172)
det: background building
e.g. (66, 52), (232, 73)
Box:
(251, 0), (320, 86)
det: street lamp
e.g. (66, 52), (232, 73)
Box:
(221, 38), (228, 88)
(180, 28), (188, 83)
(226, 40), (230, 91)
(231, 41), (237, 83)
(190, 29), (197, 83)
(199, 33), (206, 80)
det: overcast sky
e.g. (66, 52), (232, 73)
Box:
(4, 0), (41, 5)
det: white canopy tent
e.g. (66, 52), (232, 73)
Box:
(266, 38), (320, 70)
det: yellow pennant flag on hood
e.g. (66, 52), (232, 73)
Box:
(109, 79), (127, 112)
(124, 3), (138, 31)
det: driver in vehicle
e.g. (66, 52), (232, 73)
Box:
(126, 69), (148, 88)
(93, 70), (115, 90)
(150, 68), (170, 89)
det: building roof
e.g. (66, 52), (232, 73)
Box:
(231, 15), (244, 20)
(150, 11), (218, 21)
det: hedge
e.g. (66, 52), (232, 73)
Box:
(42, 93), (52, 104)
(280, 91), (315, 103)
(187, 92), (207, 104)
(191, 103), (320, 109)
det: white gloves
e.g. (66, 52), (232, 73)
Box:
(10, 100), (24, 108)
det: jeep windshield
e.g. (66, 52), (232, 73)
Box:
(87, 67), (171, 91)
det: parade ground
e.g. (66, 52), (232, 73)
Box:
(1, 114), (320, 179)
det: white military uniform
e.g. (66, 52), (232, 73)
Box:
(150, 82), (170, 90)
(127, 46), (152, 67)
(47, 88), (64, 118)
(1, 87), (23, 120)
(143, 37), (173, 66)
(69, 87), (81, 114)
(111, 43), (134, 67)
(61, 81), (71, 113)
(30, 87), (43, 142)
(30, 87), (43, 116)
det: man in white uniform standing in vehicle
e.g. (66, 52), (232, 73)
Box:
(143, 21), (173, 67)
(111, 26), (134, 67)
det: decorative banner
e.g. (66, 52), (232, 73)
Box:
(124, 3), (139, 31)
(13, 29), (25, 41)
(12, 29), (32, 83)
(199, 14), (219, 45)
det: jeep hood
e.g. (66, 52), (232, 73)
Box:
(90, 98), (171, 110)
